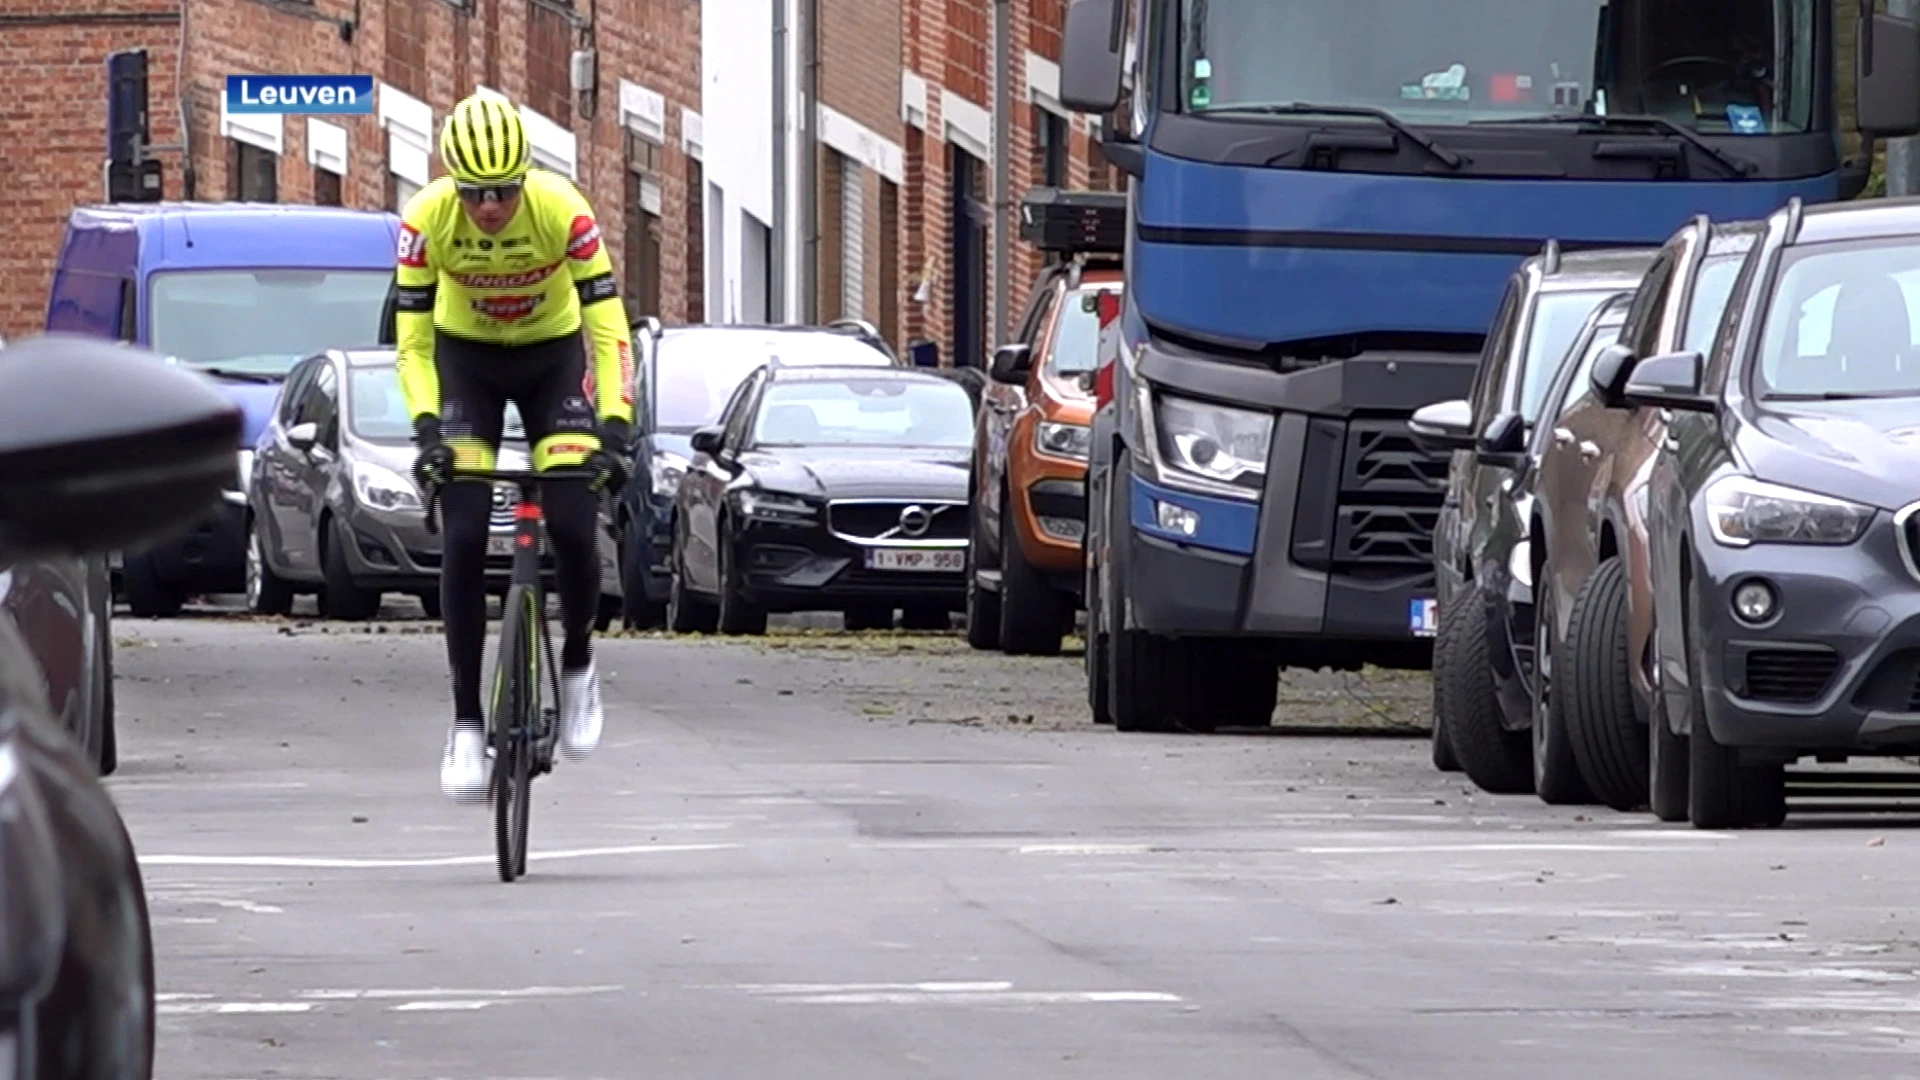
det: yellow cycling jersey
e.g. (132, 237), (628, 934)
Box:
(392, 169), (635, 426)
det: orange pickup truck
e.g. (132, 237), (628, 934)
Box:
(965, 188), (1125, 655)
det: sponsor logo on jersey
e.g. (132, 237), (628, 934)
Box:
(470, 294), (544, 322)
(566, 215), (602, 261)
(545, 440), (595, 458)
(448, 262), (561, 290)
(396, 223), (427, 267)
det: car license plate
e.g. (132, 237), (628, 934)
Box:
(487, 535), (516, 557)
(866, 548), (964, 572)
(1408, 598), (1438, 638)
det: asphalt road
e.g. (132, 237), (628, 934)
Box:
(111, 613), (1920, 1080)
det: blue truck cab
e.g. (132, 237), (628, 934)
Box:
(1052, 0), (1920, 733)
(46, 202), (400, 615)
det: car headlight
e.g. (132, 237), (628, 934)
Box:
(1035, 421), (1091, 461)
(353, 460), (422, 512)
(1703, 475), (1872, 547)
(735, 489), (816, 523)
(1139, 389), (1273, 498)
(650, 449), (689, 498)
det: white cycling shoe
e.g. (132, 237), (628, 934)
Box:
(559, 661), (604, 759)
(440, 725), (490, 803)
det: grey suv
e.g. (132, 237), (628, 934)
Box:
(1635, 196), (1920, 829)
(1412, 243), (1655, 795)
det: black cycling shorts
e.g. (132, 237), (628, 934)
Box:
(433, 328), (599, 468)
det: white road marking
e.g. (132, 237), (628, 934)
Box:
(1294, 842), (1728, 854)
(734, 981), (1181, 1006)
(139, 842), (737, 869)
(1016, 843), (1156, 856)
(159, 1002), (314, 1015)
(390, 1000), (497, 1011)
(299, 985), (622, 1001)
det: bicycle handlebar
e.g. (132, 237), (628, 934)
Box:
(420, 467), (605, 535)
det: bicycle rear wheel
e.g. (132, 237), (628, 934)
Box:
(490, 585), (539, 882)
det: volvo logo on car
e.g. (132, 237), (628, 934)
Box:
(896, 505), (933, 537)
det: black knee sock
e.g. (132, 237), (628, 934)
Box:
(541, 479), (601, 671)
(439, 483), (492, 726)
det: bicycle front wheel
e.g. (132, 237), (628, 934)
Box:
(490, 585), (540, 882)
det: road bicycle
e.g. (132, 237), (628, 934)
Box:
(425, 465), (596, 882)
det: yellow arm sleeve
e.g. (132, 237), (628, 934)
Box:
(393, 201), (440, 422)
(555, 182), (636, 426)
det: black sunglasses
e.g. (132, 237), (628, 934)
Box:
(456, 180), (523, 204)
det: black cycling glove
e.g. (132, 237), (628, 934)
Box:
(588, 418), (632, 495)
(411, 414), (455, 492)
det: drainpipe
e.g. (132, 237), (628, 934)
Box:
(990, 0), (1012, 348)
(771, 0), (789, 320)
(797, 0), (820, 322)
(1890, 0), (1918, 195)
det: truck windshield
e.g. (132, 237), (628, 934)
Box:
(1049, 284), (1123, 375)
(150, 269), (392, 378)
(1178, 0), (1816, 135)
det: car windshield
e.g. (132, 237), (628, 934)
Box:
(1177, 0), (1815, 134)
(1680, 252), (1748, 353)
(1516, 288), (1617, 422)
(349, 365), (525, 442)
(1047, 284), (1122, 375)
(1754, 240), (1920, 399)
(149, 269), (392, 378)
(751, 378), (974, 449)
(653, 332), (890, 431)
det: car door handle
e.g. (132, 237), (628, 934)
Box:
(1552, 428), (1574, 445)
(1578, 440), (1601, 459)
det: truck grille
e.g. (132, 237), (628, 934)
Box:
(827, 500), (967, 543)
(1291, 418), (1448, 578)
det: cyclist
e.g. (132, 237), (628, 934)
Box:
(393, 92), (634, 802)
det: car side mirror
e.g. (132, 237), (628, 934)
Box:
(1059, 0), (1125, 113)
(989, 344), (1033, 386)
(1475, 411), (1529, 471)
(690, 426), (725, 456)
(0, 333), (240, 562)
(286, 421), (318, 451)
(1622, 350), (1713, 412)
(1407, 399), (1476, 454)
(1860, 12), (1920, 138)
(1588, 343), (1638, 408)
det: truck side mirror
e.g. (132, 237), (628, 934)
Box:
(989, 344), (1032, 386)
(1860, 12), (1920, 138)
(1059, 0), (1125, 113)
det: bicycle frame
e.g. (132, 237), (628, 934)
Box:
(424, 465), (597, 880)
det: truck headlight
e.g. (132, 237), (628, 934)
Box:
(353, 460), (422, 511)
(1035, 421), (1091, 461)
(651, 450), (689, 499)
(1703, 475), (1871, 547)
(1142, 391), (1272, 498)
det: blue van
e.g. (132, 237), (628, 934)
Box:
(47, 202), (400, 616)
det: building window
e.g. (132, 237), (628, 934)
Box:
(685, 158), (706, 323)
(623, 129), (663, 320)
(1033, 106), (1067, 187)
(839, 154), (864, 320)
(314, 168), (342, 206)
(527, 0), (574, 125)
(389, 173), (421, 211)
(229, 140), (277, 201)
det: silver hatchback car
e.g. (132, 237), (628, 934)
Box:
(245, 348), (621, 620)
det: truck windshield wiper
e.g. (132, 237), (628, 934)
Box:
(1202, 102), (1466, 170)
(1764, 389), (1920, 401)
(1469, 113), (1756, 177)
(195, 367), (281, 383)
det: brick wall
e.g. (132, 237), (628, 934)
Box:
(0, 0), (703, 340)
(897, 0), (1105, 368)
